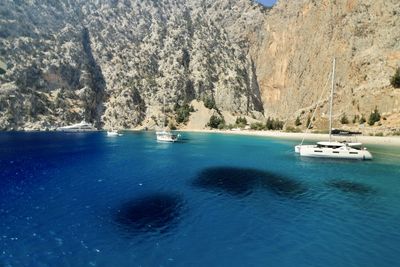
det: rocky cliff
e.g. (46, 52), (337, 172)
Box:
(0, 0), (399, 132)
(0, 0), (266, 130)
(254, 0), (400, 133)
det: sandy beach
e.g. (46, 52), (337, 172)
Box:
(179, 129), (400, 147)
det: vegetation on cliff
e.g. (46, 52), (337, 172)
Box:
(0, 0), (399, 133)
(208, 114), (225, 129)
(0, 0), (265, 130)
(391, 68), (400, 88)
(368, 107), (381, 126)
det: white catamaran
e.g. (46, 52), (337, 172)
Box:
(156, 96), (180, 143)
(295, 58), (372, 160)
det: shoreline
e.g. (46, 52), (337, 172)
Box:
(3, 128), (400, 147)
(178, 129), (400, 147)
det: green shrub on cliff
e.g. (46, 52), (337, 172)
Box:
(235, 116), (247, 126)
(368, 107), (381, 126)
(294, 116), (302, 126)
(340, 114), (349, 124)
(390, 68), (400, 88)
(204, 96), (216, 110)
(208, 115), (224, 129)
(174, 103), (194, 124)
(250, 122), (266, 130)
(266, 117), (284, 130)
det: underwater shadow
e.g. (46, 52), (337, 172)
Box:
(259, 171), (308, 198)
(192, 167), (259, 197)
(113, 193), (184, 235)
(326, 180), (378, 196)
(192, 167), (307, 199)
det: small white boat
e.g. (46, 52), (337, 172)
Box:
(156, 130), (180, 142)
(295, 58), (372, 160)
(107, 130), (122, 137)
(56, 121), (97, 132)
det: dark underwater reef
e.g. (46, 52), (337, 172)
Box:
(113, 193), (184, 234)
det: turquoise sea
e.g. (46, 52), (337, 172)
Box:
(0, 131), (399, 267)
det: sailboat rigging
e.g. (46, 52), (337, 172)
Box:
(295, 58), (372, 160)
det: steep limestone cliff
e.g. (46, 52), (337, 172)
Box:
(0, 0), (265, 130)
(0, 0), (399, 133)
(254, 0), (400, 133)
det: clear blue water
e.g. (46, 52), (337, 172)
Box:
(0, 131), (400, 267)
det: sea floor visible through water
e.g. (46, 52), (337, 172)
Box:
(0, 131), (399, 267)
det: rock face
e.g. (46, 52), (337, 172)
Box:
(0, 0), (265, 130)
(254, 0), (400, 132)
(0, 0), (399, 132)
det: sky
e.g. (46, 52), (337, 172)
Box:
(256, 0), (277, 7)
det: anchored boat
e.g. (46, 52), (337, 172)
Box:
(156, 130), (180, 142)
(295, 58), (372, 160)
(56, 121), (97, 132)
(107, 130), (122, 137)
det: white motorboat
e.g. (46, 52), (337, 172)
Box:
(295, 58), (372, 160)
(56, 121), (97, 132)
(107, 130), (122, 137)
(156, 130), (180, 142)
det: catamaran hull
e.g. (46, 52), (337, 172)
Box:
(295, 145), (372, 160)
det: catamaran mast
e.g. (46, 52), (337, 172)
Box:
(328, 58), (336, 142)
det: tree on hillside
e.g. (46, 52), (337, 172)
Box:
(204, 96), (216, 109)
(208, 115), (224, 129)
(368, 107), (381, 126)
(235, 116), (247, 126)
